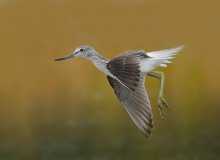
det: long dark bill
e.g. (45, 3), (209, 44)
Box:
(54, 54), (74, 61)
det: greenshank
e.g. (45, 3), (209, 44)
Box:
(55, 45), (183, 137)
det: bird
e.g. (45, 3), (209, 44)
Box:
(55, 45), (184, 137)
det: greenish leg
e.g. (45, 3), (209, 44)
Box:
(148, 71), (169, 117)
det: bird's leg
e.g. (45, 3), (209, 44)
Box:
(147, 71), (169, 117)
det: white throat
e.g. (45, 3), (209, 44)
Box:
(88, 54), (110, 76)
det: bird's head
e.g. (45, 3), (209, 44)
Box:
(55, 45), (96, 61)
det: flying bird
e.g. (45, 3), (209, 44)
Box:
(55, 45), (183, 137)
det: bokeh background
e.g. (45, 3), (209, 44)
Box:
(0, 0), (220, 159)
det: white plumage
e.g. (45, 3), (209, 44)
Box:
(140, 45), (184, 73)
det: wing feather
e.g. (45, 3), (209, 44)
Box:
(140, 45), (184, 72)
(106, 53), (153, 137)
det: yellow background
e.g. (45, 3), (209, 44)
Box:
(0, 0), (219, 159)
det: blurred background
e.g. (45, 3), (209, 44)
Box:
(0, 0), (220, 159)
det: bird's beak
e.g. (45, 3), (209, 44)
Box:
(54, 53), (74, 61)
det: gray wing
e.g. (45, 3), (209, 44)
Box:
(106, 52), (153, 137)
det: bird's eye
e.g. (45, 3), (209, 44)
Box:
(80, 48), (84, 52)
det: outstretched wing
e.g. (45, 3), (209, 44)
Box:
(140, 45), (184, 73)
(106, 53), (153, 136)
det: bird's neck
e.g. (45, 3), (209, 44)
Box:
(88, 52), (110, 75)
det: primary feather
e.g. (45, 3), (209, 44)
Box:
(107, 53), (153, 137)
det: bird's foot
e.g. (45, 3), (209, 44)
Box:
(158, 96), (169, 119)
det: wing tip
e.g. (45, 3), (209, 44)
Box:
(143, 126), (153, 138)
(143, 118), (154, 138)
(172, 44), (185, 53)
